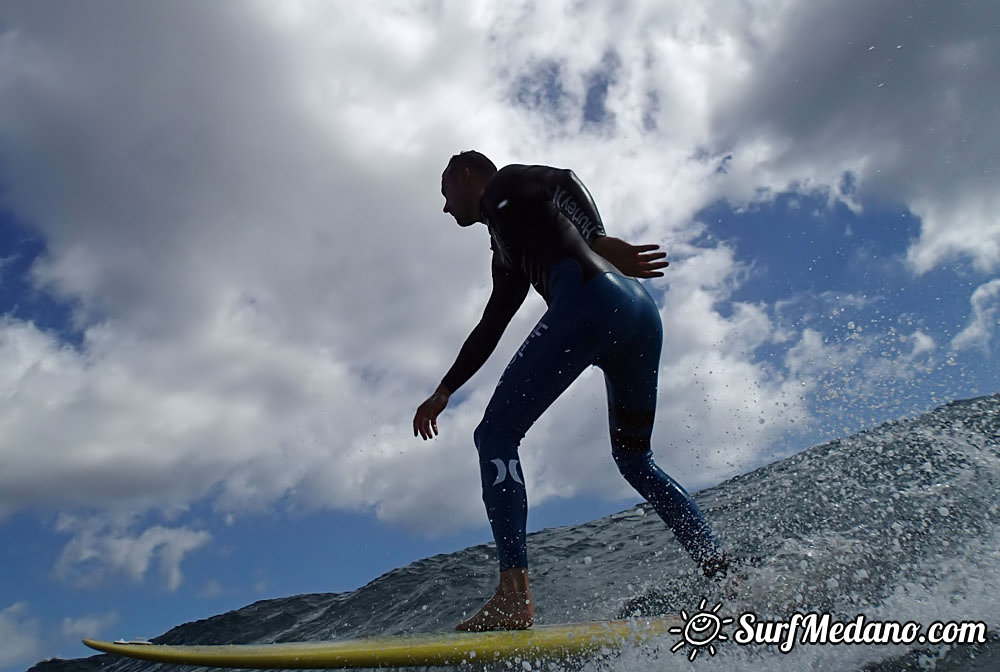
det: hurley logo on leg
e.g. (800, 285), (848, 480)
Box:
(491, 459), (523, 485)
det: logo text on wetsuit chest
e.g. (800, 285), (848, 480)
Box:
(553, 184), (598, 240)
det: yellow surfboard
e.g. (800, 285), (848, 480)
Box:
(84, 617), (680, 669)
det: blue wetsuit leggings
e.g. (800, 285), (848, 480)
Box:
(474, 260), (723, 573)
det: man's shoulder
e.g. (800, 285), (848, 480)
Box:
(486, 164), (569, 195)
(491, 163), (533, 185)
(483, 165), (528, 205)
(494, 163), (567, 179)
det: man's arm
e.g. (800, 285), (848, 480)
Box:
(439, 257), (530, 394)
(551, 169), (607, 245)
(552, 169), (668, 278)
(413, 255), (529, 440)
(592, 236), (669, 278)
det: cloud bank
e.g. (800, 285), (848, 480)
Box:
(0, 1), (995, 587)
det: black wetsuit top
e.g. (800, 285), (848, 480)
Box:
(441, 164), (618, 393)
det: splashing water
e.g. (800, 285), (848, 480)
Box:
(35, 394), (1000, 672)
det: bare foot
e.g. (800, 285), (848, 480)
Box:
(456, 567), (534, 631)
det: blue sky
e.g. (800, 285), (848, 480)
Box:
(1, 1), (998, 669)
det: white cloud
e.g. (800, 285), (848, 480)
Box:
(53, 515), (210, 591)
(706, 0), (1000, 274)
(907, 196), (1000, 275)
(0, 0), (992, 540)
(781, 314), (950, 441)
(198, 579), (223, 599)
(905, 330), (936, 359)
(952, 279), (1000, 352)
(60, 612), (118, 642)
(0, 603), (41, 668)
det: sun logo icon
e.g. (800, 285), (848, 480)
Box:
(668, 597), (734, 661)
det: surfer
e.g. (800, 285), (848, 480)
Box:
(413, 151), (733, 632)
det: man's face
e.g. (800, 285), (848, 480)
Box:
(441, 167), (478, 227)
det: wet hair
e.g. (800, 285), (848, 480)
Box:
(444, 150), (497, 179)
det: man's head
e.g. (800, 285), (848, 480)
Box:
(441, 150), (497, 227)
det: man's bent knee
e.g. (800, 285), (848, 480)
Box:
(474, 418), (526, 460)
(611, 433), (651, 460)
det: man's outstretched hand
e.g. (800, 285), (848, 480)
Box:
(413, 385), (451, 440)
(592, 236), (669, 278)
